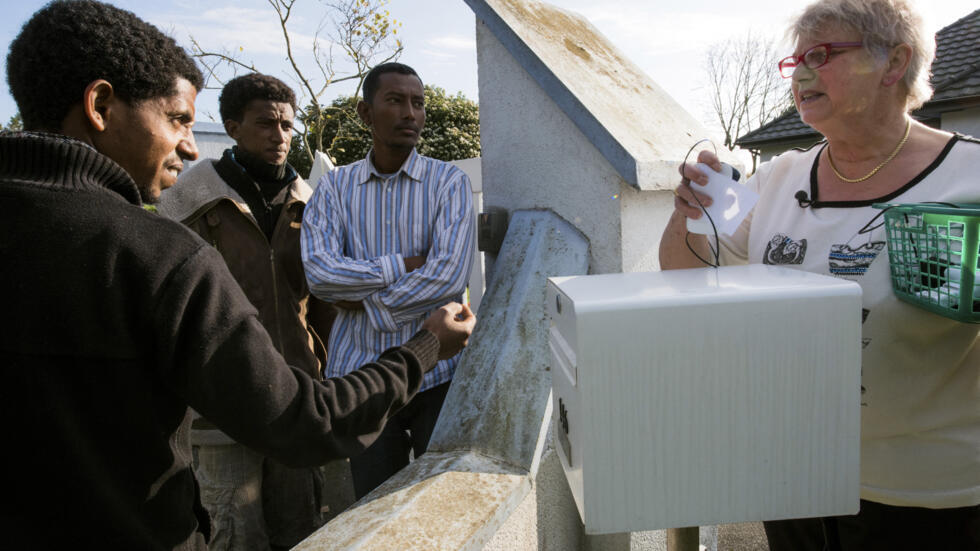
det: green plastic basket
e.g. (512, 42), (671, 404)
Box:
(873, 203), (980, 323)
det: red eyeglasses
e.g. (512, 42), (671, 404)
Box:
(778, 42), (863, 78)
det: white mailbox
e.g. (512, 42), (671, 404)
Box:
(547, 265), (862, 534)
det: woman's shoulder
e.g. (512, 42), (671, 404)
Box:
(930, 132), (980, 168)
(915, 125), (979, 156)
(950, 133), (980, 148)
(748, 141), (824, 188)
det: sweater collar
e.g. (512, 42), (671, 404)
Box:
(230, 145), (293, 184)
(0, 131), (142, 205)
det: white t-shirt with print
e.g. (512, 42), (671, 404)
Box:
(718, 135), (980, 509)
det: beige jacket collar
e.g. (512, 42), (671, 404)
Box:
(157, 159), (312, 223)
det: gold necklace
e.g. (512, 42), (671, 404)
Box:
(827, 118), (912, 183)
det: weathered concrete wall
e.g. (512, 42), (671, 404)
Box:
(473, 0), (738, 276)
(472, 0), (724, 192)
(294, 451), (529, 551)
(429, 210), (589, 468)
(476, 19), (624, 274)
(619, 185), (676, 273)
(483, 445), (584, 551)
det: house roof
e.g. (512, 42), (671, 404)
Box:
(734, 108), (819, 148)
(930, 8), (980, 103)
(192, 121), (228, 136)
(737, 8), (980, 148)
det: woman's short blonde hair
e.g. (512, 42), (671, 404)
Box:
(789, 0), (935, 110)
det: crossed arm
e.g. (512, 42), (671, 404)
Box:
(334, 255), (426, 311)
(301, 172), (476, 332)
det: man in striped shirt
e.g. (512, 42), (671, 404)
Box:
(301, 62), (476, 498)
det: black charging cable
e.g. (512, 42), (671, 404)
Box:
(680, 139), (722, 268)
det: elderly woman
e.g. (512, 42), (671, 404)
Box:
(660, 0), (979, 549)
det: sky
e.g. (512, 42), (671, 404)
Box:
(1, 0), (976, 134)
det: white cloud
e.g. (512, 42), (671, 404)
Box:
(571, 7), (792, 56)
(146, 6), (331, 58)
(427, 35), (476, 50)
(420, 49), (462, 60)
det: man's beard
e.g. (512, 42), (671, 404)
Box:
(138, 185), (160, 205)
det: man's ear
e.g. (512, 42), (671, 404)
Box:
(224, 119), (241, 141)
(82, 79), (116, 132)
(356, 100), (372, 127)
(882, 43), (912, 87)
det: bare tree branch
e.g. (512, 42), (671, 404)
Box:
(705, 32), (792, 170)
(188, 0), (402, 162)
(189, 37), (259, 90)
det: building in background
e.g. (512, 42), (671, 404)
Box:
(188, 121), (235, 168)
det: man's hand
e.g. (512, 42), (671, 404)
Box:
(404, 255), (427, 273)
(421, 302), (476, 361)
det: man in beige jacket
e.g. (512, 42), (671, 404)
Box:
(158, 73), (333, 551)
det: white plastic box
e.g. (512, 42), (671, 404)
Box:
(547, 265), (862, 534)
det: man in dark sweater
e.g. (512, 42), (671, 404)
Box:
(157, 74), (336, 550)
(0, 2), (475, 549)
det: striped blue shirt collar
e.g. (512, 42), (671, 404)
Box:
(357, 148), (424, 185)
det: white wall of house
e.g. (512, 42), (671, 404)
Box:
(188, 121), (234, 167)
(449, 157), (486, 314)
(756, 138), (822, 164)
(478, 24), (626, 274)
(942, 105), (980, 138)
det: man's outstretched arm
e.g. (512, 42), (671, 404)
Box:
(156, 244), (475, 467)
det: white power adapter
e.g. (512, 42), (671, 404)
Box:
(685, 162), (759, 236)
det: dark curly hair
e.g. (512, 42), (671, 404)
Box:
(6, 0), (203, 131)
(362, 62), (422, 105)
(219, 73), (297, 123)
